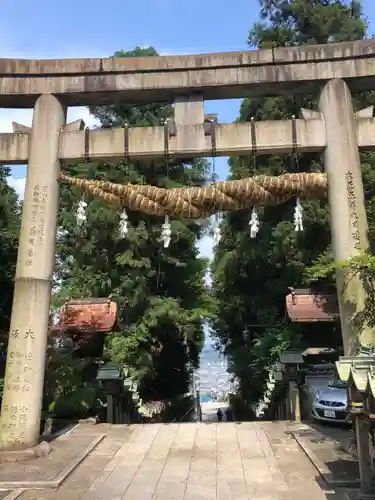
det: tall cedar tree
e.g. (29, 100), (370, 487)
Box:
(56, 47), (211, 402)
(0, 167), (20, 340)
(211, 0), (375, 404)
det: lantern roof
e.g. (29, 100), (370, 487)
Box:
(286, 288), (339, 322)
(336, 357), (375, 396)
(51, 298), (120, 334)
(96, 362), (124, 381)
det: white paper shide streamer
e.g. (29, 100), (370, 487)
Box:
(213, 214), (221, 245)
(213, 227), (221, 245)
(76, 200), (87, 227)
(249, 207), (259, 238)
(161, 215), (172, 248)
(294, 197), (303, 232)
(119, 209), (129, 237)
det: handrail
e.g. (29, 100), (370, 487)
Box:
(172, 405), (196, 423)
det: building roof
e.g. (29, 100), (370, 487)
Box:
(336, 357), (375, 396)
(286, 289), (339, 322)
(52, 298), (119, 334)
(302, 347), (338, 356)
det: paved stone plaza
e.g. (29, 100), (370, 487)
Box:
(0, 421), (360, 500)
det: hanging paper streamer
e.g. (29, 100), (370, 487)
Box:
(213, 226), (221, 245)
(249, 207), (259, 238)
(76, 200), (87, 227)
(294, 197), (303, 231)
(161, 215), (172, 248)
(119, 209), (129, 237)
(213, 213), (221, 245)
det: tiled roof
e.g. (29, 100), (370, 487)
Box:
(52, 298), (119, 334)
(336, 356), (375, 396)
(286, 289), (339, 322)
(302, 347), (338, 356)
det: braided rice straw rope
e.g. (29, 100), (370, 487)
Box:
(59, 172), (328, 219)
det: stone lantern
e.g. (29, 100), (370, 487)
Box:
(279, 350), (304, 421)
(96, 362), (133, 424)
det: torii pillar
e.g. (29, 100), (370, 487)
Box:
(319, 78), (372, 354)
(319, 78), (375, 498)
(0, 94), (66, 450)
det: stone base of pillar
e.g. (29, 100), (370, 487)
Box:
(355, 416), (375, 499)
(345, 492), (375, 500)
(0, 440), (50, 464)
(340, 436), (358, 458)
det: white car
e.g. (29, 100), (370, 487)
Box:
(311, 379), (351, 424)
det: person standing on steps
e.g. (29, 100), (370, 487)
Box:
(217, 408), (223, 422)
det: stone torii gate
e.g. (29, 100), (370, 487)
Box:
(0, 39), (375, 466)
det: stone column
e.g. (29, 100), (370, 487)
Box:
(319, 78), (373, 356)
(174, 94), (206, 154)
(320, 79), (375, 499)
(0, 94), (66, 451)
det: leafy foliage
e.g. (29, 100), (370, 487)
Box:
(44, 349), (99, 418)
(56, 47), (213, 402)
(249, 0), (366, 47)
(306, 252), (375, 341)
(211, 0), (374, 405)
(0, 166), (20, 338)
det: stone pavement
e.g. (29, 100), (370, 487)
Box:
(292, 425), (359, 488)
(1, 422), (359, 500)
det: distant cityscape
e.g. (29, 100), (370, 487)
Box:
(197, 335), (231, 401)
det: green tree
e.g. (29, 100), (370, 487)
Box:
(211, 0), (372, 405)
(56, 47), (212, 402)
(0, 167), (20, 338)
